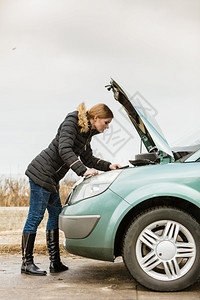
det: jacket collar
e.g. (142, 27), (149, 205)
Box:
(77, 103), (99, 136)
(77, 103), (89, 133)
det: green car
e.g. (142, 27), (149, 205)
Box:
(59, 79), (200, 292)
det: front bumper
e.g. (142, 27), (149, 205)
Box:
(59, 213), (100, 239)
(58, 187), (131, 261)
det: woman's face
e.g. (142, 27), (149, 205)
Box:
(92, 117), (112, 133)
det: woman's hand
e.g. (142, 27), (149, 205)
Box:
(109, 164), (121, 170)
(83, 168), (99, 177)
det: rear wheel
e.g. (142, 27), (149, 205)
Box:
(123, 207), (200, 291)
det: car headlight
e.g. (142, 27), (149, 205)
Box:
(69, 169), (123, 205)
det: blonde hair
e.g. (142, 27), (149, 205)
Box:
(88, 103), (114, 119)
(77, 102), (113, 133)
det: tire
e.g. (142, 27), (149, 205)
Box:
(122, 207), (200, 291)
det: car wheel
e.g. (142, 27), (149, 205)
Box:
(122, 206), (200, 291)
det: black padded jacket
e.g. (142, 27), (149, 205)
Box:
(25, 110), (111, 193)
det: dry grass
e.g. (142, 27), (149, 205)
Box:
(0, 176), (75, 207)
(0, 243), (69, 255)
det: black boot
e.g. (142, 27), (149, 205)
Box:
(21, 232), (47, 276)
(46, 229), (68, 273)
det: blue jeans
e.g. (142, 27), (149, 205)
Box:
(23, 179), (62, 234)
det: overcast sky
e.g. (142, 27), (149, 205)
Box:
(0, 0), (200, 177)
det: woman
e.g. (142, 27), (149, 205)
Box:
(21, 102), (121, 276)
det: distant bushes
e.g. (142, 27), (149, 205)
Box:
(0, 177), (74, 207)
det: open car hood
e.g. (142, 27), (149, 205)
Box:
(107, 79), (173, 157)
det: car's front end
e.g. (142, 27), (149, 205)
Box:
(59, 79), (200, 291)
(59, 168), (131, 261)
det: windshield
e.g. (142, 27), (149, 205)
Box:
(171, 129), (200, 162)
(173, 129), (200, 148)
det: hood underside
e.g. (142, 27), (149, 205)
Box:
(107, 79), (173, 157)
